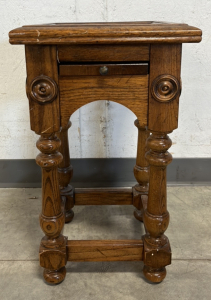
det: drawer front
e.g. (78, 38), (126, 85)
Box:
(59, 74), (149, 128)
(59, 63), (148, 76)
(58, 44), (149, 62)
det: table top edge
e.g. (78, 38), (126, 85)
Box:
(9, 21), (202, 45)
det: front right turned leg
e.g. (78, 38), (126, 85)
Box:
(36, 133), (67, 284)
(143, 132), (172, 283)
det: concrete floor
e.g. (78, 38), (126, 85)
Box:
(0, 186), (211, 300)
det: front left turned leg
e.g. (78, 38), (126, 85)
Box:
(143, 132), (172, 283)
(36, 133), (67, 284)
(57, 121), (74, 223)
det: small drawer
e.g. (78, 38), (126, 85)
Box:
(59, 63), (148, 76)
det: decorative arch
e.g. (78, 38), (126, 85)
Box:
(59, 75), (148, 128)
(68, 100), (139, 158)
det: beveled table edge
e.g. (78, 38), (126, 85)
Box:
(9, 21), (202, 45)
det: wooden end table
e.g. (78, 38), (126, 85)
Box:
(9, 22), (202, 284)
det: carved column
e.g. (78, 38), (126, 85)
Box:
(57, 121), (74, 223)
(133, 119), (149, 221)
(36, 133), (67, 284)
(143, 132), (172, 283)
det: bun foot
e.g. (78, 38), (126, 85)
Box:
(43, 267), (66, 284)
(134, 209), (143, 222)
(143, 265), (166, 283)
(65, 209), (74, 223)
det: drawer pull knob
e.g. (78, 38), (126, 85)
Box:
(99, 66), (108, 75)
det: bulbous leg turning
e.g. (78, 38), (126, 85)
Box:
(57, 121), (75, 223)
(143, 266), (166, 283)
(142, 132), (172, 283)
(134, 209), (143, 222)
(65, 209), (74, 223)
(43, 267), (66, 285)
(36, 134), (67, 284)
(133, 120), (149, 220)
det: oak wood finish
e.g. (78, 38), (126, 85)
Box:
(25, 45), (66, 284)
(59, 75), (148, 127)
(58, 44), (149, 62)
(148, 44), (182, 132)
(133, 120), (150, 221)
(67, 240), (143, 262)
(143, 132), (172, 282)
(9, 22), (202, 44)
(57, 121), (74, 223)
(9, 21), (202, 285)
(59, 63), (148, 77)
(25, 46), (60, 134)
(74, 187), (133, 205)
(36, 134), (67, 284)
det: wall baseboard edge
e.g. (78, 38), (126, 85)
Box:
(0, 158), (210, 188)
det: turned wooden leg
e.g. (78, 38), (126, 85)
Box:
(143, 132), (172, 283)
(133, 119), (149, 222)
(57, 121), (74, 223)
(36, 133), (67, 284)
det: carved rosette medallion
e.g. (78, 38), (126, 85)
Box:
(29, 75), (58, 104)
(151, 74), (180, 102)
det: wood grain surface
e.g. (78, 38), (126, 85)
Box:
(57, 121), (74, 223)
(59, 63), (148, 77)
(59, 75), (148, 127)
(148, 44), (182, 132)
(75, 187), (133, 205)
(25, 45), (60, 134)
(133, 120), (149, 221)
(9, 21), (202, 285)
(143, 132), (172, 283)
(36, 134), (67, 284)
(58, 44), (149, 62)
(9, 22), (202, 44)
(67, 240), (143, 262)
